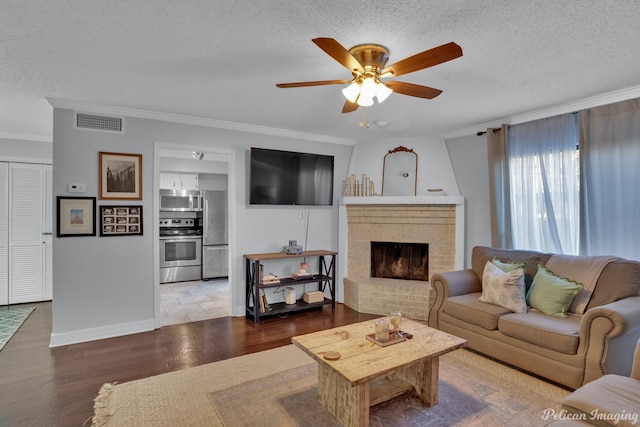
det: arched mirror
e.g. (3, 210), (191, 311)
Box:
(382, 146), (418, 196)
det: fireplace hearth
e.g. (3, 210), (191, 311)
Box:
(370, 241), (428, 281)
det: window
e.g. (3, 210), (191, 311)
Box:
(507, 113), (579, 254)
(490, 99), (640, 260)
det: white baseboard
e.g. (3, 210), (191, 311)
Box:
(48, 319), (156, 347)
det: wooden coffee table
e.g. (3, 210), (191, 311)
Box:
(292, 318), (467, 427)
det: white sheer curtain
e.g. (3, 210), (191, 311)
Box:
(508, 113), (580, 254)
(579, 99), (640, 260)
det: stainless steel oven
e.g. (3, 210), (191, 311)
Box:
(159, 216), (202, 283)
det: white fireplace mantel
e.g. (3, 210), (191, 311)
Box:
(341, 195), (464, 205)
(337, 196), (465, 303)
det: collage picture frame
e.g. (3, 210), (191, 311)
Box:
(100, 206), (143, 236)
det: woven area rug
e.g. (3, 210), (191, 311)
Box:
(93, 344), (569, 427)
(0, 306), (34, 351)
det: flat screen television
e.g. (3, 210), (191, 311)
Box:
(249, 147), (334, 206)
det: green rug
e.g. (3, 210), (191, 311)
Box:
(0, 307), (34, 351)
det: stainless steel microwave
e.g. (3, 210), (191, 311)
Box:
(159, 189), (202, 211)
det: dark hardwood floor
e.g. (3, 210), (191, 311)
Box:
(0, 301), (378, 426)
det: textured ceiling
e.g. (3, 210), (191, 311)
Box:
(2, 1), (640, 143)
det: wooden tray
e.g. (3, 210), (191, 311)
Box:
(366, 332), (405, 347)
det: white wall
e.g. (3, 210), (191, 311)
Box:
(159, 156), (228, 174)
(0, 138), (52, 163)
(347, 136), (460, 196)
(50, 108), (353, 345)
(445, 133), (492, 266)
(198, 173), (228, 191)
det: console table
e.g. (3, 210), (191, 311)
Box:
(244, 250), (337, 323)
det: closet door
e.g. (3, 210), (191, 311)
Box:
(9, 163), (44, 304)
(43, 165), (53, 300)
(0, 163), (8, 305)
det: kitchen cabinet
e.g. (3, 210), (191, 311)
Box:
(159, 173), (199, 190)
(244, 250), (336, 323)
(0, 162), (52, 304)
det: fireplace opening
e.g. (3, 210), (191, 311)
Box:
(370, 241), (429, 281)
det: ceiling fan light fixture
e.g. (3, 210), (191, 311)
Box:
(276, 38), (463, 117)
(360, 77), (378, 98)
(376, 83), (393, 103)
(342, 82), (360, 103)
(356, 95), (374, 107)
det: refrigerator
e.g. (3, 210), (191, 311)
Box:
(201, 190), (229, 279)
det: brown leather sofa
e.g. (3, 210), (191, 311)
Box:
(428, 246), (640, 389)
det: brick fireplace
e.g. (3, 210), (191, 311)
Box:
(338, 196), (465, 322)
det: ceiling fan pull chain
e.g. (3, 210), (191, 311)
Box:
(359, 107), (370, 129)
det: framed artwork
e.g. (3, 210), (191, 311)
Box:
(57, 197), (96, 237)
(99, 151), (142, 200)
(100, 205), (143, 236)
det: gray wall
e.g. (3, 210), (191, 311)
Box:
(0, 137), (52, 163)
(50, 108), (353, 345)
(445, 133), (492, 266)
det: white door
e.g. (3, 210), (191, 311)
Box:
(0, 163), (8, 305)
(43, 165), (53, 300)
(8, 163), (45, 303)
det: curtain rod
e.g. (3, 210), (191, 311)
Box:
(476, 128), (502, 136)
(477, 112), (579, 135)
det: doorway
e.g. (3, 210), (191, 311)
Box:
(159, 278), (229, 326)
(154, 144), (234, 327)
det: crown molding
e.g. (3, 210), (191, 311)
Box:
(46, 98), (355, 146)
(441, 84), (640, 139)
(0, 131), (52, 143)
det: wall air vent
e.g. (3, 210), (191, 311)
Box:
(74, 112), (125, 133)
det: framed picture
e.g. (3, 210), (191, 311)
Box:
(57, 197), (96, 237)
(100, 205), (143, 236)
(99, 152), (142, 200)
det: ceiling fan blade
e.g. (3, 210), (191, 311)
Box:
(276, 79), (350, 88)
(312, 38), (364, 73)
(385, 81), (443, 99)
(342, 100), (359, 113)
(381, 42), (462, 77)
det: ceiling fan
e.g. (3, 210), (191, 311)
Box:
(276, 38), (463, 113)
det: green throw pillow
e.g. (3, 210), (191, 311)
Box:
(491, 257), (527, 273)
(526, 264), (583, 317)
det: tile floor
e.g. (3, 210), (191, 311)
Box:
(159, 278), (229, 326)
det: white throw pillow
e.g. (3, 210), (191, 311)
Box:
(479, 261), (527, 314)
